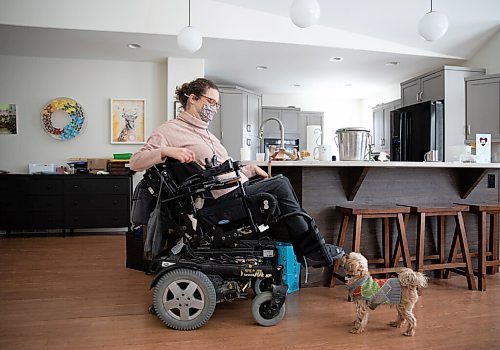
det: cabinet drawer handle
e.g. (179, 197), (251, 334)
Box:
(113, 185), (118, 189)
(73, 185), (79, 189)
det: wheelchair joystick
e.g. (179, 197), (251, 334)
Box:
(204, 157), (213, 168)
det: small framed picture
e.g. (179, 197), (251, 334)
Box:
(110, 98), (146, 144)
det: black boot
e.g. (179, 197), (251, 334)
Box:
(291, 218), (345, 267)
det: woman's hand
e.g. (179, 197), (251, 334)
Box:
(243, 164), (268, 178)
(161, 147), (196, 163)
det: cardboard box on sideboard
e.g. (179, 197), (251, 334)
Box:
(87, 158), (110, 173)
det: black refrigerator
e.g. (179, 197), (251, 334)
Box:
(390, 100), (444, 161)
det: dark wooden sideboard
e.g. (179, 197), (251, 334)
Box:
(0, 174), (132, 233)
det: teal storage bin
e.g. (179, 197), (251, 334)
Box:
(277, 242), (301, 293)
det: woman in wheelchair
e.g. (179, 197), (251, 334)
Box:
(129, 78), (344, 330)
(130, 78), (344, 267)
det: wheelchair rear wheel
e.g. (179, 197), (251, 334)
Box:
(251, 291), (286, 327)
(153, 268), (216, 330)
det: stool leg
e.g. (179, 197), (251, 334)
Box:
(437, 216), (446, 279)
(395, 213), (411, 269)
(392, 213), (410, 267)
(488, 213), (498, 275)
(415, 213), (426, 272)
(352, 214), (362, 252)
(330, 214), (349, 288)
(454, 212), (477, 291)
(478, 211), (487, 291)
(383, 217), (390, 275)
(443, 224), (459, 279)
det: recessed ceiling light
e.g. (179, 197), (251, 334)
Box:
(345, 83), (352, 87)
(385, 61), (400, 66)
(256, 65), (268, 70)
(329, 56), (343, 62)
(292, 84), (301, 88)
(127, 43), (141, 49)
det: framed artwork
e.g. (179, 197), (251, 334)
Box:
(110, 98), (146, 144)
(0, 103), (17, 135)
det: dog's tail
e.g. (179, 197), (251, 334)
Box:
(398, 268), (428, 289)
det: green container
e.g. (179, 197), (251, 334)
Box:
(113, 153), (133, 160)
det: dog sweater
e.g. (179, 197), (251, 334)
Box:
(347, 276), (401, 310)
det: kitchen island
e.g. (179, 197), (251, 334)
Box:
(245, 160), (500, 287)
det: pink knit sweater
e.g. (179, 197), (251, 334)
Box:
(129, 111), (255, 198)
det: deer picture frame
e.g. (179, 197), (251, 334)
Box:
(110, 98), (146, 144)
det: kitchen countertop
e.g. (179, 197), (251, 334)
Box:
(243, 160), (500, 168)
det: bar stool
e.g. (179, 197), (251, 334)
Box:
(330, 205), (412, 288)
(398, 203), (476, 290)
(454, 202), (500, 291)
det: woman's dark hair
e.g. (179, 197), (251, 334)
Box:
(175, 78), (219, 109)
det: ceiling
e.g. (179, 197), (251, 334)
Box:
(0, 0), (499, 98)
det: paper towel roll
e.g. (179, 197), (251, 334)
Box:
(240, 147), (251, 161)
(306, 125), (322, 159)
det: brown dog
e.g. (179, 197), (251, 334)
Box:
(342, 252), (428, 336)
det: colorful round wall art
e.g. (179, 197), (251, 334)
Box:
(41, 97), (86, 140)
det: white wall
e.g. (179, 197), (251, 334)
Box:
(166, 58), (205, 120)
(0, 55), (167, 173)
(466, 29), (500, 74)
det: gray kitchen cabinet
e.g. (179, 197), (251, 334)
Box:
(400, 66), (485, 159)
(372, 99), (400, 153)
(465, 74), (500, 141)
(212, 85), (262, 160)
(401, 71), (443, 106)
(261, 106), (301, 139)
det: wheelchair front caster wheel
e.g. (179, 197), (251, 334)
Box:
(252, 278), (273, 295)
(152, 268), (217, 330)
(251, 291), (286, 327)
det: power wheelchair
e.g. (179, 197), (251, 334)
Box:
(138, 157), (328, 330)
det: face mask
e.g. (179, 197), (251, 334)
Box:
(200, 103), (217, 123)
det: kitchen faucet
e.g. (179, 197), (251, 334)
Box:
(258, 117), (285, 150)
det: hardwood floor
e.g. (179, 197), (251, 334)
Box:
(1, 235), (499, 350)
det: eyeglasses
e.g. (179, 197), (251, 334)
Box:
(200, 95), (221, 109)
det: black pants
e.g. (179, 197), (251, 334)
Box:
(217, 176), (309, 236)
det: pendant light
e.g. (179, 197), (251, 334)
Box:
(418, 0), (448, 41)
(290, 0), (321, 28)
(177, 0), (203, 53)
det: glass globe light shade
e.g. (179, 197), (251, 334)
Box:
(290, 0), (320, 28)
(177, 26), (203, 53)
(418, 11), (448, 41)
